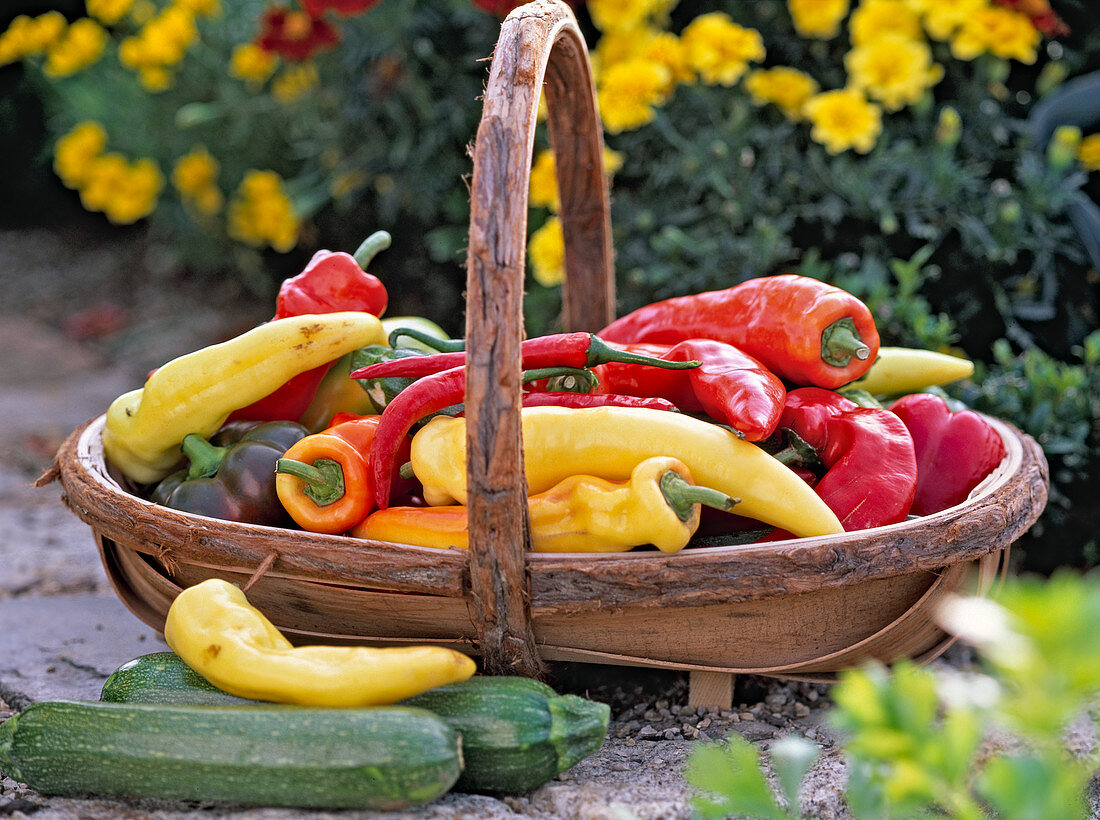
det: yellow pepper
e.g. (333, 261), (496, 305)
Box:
(410, 406), (845, 539)
(164, 578), (476, 706)
(848, 346), (974, 396)
(103, 312), (385, 483)
(354, 456), (734, 553)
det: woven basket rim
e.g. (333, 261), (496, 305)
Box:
(58, 409), (1048, 614)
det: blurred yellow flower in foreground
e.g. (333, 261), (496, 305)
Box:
(588, 0), (668, 33)
(910, 0), (986, 42)
(54, 121), (109, 188)
(228, 170), (300, 253)
(950, 6), (1040, 64)
(0, 11), (67, 65)
(598, 58), (671, 133)
(86, 0), (136, 26)
(528, 216), (565, 288)
(804, 87), (883, 154)
(786, 0), (850, 40)
(681, 12), (765, 86)
(272, 62), (320, 104)
(845, 33), (943, 111)
(1078, 134), (1100, 172)
(744, 66), (819, 120)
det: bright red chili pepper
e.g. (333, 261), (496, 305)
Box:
(368, 365), (654, 508)
(347, 332), (700, 381)
(256, 6), (340, 62)
(763, 387), (916, 536)
(598, 275), (880, 389)
(300, 0), (382, 17)
(888, 392), (1006, 516)
(592, 339), (785, 441)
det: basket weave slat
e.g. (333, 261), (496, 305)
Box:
(49, 0), (1049, 686)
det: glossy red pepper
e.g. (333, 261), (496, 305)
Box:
(764, 387), (916, 535)
(598, 274), (880, 389)
(592, 339), (785, 441)
(229, 233), (391, 424)
(888, 392), (1006, 515)
(347, 332), (699, 382)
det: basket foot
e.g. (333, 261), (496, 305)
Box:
(688, 670), (734, 710)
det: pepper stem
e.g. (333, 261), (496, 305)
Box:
(771, 429), (822, 469)
(522, 366), (599, 393)
(275, 458), (345, 506)
(659, 470), (738, 522)
(387, 327), (465, 352)
(821, 318), (870, 367)
(585, 334), (701, 370)
(352, 230), (392, 269)
(181, 434), (228, 480)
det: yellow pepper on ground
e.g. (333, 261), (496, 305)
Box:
(353, 456), (735, 553)
(164, 578), (476, 706)
(409, 406), (845, 539)
(848, 346), (974, 396)
(103, 312), (385, 483)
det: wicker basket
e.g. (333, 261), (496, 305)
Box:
(48, 0), (1048, 704)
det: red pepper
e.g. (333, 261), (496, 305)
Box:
(764, 387), (916, 535)
(599, 274), (880, 389)
(347, 332), (700, 381)
(273, 231), (390, 319)
(593, 339), (785, 441)
(519, 393), (677, 412)
(888, 393), (1006, 516)
(229, 233), (391, 424)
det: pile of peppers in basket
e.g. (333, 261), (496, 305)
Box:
(103, 261), (1008, 553)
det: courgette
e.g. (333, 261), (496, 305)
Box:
(0, 700), (461, 809)
(400, 676), (610, 793)
(101, 652), (256, 706)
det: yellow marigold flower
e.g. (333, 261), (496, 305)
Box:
(145, 5), (197, 64)
(909, 0), (986, 42)
(172, 146), (219, 196)
(597, 58), (671, 134)
(639, 29), (692, 87)
(272, 62), (320, 104)
(79, 153), (164, 225)
(849, 0), (923, 46)
(229, 42), (278, 87)
(950, 6), (1039, 64)
(528, 216), (565, 287)
(228, 170), (300, 253)
(142, 66), (174, 92)
(1079, 134), (1100, 172)
(44, 18), (107, 78)
(803, 87), (883, 154)
(529, 149), (559, 211)
(744, 66), (819, 120)
(0, 12), (67, 64)
(86, 0), (135, 26)
(53, 121), (108, 188)
(845, 33), (943, 111)
(787, 0), (850, 40)
(603, 146), (624, 176)
(681, 12), (765, 87)
(130, 0), (157, 25)
(588, 0), (666, 33)
(176, 0), (221, 18)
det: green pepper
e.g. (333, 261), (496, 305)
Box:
(151, 421), (308, 526)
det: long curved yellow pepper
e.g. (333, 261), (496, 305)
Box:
(355, 456), (735, 553)
(164, 578), (476, 706)
(410, 406), (845, 539)
(848, 346), (974, 397)
(103, 312), (385, 483)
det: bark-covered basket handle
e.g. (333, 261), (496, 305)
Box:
(465, 0), (614, 676)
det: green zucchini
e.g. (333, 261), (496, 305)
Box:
(0, 700), (460, 809)
(400, 676), (610, 794)
(101, 652), (255, 706)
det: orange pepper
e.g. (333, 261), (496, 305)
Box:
(275, 414), (385, 534)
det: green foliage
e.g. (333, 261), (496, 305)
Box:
(685, 570), (1100, 820)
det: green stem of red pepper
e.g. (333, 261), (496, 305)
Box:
(274, 457), (346, 506)
(820, 318), (871, 367)
(352, 230), (392, 270)
(348, 332), (701, 382)
(387, 327), (465, 353)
